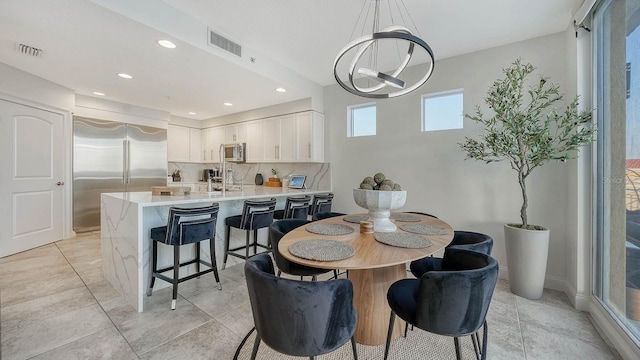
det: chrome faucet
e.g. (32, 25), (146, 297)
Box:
(219, 143), (226, 195)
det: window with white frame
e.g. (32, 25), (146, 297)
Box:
(348, 103), (376, 137)
(421, 89), (464, 131)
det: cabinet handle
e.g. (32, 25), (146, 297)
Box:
(275, 146), (278, 158)
(309, 143), (312, 159)
(204, 150), (206, 160)
(211, 149), (213, 160)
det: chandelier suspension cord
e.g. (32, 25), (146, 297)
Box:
(399, 0), (421, 38)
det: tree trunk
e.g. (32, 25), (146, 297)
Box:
(519, 172), (528, 228)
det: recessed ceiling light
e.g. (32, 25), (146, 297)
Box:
(276, 87), (286, 93)
(93, 92), (105, 96)
(223, 102), (233, 106)
(157, 39), (176, 49)
(188, 112), (197, 115)
(118, 73), (133, 79)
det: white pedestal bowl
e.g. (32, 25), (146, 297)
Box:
(353, 189), (407, 232)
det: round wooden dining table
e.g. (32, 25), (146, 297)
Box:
(279, 213), (453, 345)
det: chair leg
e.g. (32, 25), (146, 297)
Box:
(471, 333), (480, 360)
(333, 270), (338, 278)
(250, 333), (261, 360)
(223, 225), (230, 269)
(277, 270), (282, 277)
(147, 240), (157, 296)
(172, 245), (180, 310)
(311, 275), (317, 281)
(209, 238), (222, 290)
(245, 230), (251, 259)
(351, 335), (358, 360)
(480, 321), (488, 360)
(253, 229), (258, 254)
(454, 337), (462, 360)
(195, 242), (201, 277)
(404, 322), (408, 337)
(384, 311), (396, 360)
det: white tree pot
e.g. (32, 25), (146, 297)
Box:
(504, 224), (550, 300)
(353, 189), (406, 232)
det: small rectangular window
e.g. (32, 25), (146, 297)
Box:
(422, 89), (464, 131)
(348, 103), (376, 137)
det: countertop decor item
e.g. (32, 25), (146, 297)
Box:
(459, 59), (596, 299)
(151, 186), (190, 196)
(264, 177), (282, 187)
(254, 173), (263, 185)
(353, 188), (407, 232)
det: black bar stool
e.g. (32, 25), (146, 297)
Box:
(148, 204), (221, 310)
(223, 198), (277, 269)
(273, 195), (311, 220)
(309, 193), (334, 217)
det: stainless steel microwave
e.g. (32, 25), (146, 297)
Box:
(224, 143), (245, 162)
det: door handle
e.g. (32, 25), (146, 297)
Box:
(56, 181), (64, 186)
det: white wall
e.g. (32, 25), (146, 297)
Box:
(324, 32), (575, 288)
(202, 98), (312, 127)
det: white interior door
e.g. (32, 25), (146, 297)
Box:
(0, 99), (65, 257)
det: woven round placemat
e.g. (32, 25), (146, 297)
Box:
(342, 214), (369, 224)
(306, 223), (354, 236)
(375, 233), (433, 248)
(289, 239), (355, 261)
(399, 223), (448, 235)
(390, 213), (421, 222)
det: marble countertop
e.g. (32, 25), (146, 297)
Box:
(102, 185), (331, 207)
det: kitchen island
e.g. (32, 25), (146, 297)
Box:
(101, 186), (330, 311)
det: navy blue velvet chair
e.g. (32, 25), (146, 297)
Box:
(273, 195), (312, 220)
(223, 198), (277, 269)
(245, 253), (358, 360)
(312, 212), (346, 221)
(148, 204), (221, 310)
(309, 193), (334, 217)
(384, 248), (499, 360)
(410, 231), (494, 278)
(269, 219), (336, 280)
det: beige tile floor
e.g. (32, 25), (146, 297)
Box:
(0, 231), (621, 359)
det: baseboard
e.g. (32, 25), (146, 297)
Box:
(589, 299), (640, 360)
(498, 265), (566, 292)
(563, 281), (591, 311)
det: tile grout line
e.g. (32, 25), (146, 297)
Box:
(514, 296), (527, 360)
(53, 240), (142, 360)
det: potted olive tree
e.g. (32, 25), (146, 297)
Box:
(459, 59), (595, 299)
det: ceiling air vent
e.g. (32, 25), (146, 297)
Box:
(15, 43), (43, 57)
(208, 28), (242, 57)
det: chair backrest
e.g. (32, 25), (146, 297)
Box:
(448, 231), (494, 255)
(310, 193), (334, 215)
(269, 219), (311, 273)
(164, 204), (219, 245)
(239, 198), (277, 230)
(283, 196), (311, 219)
(415, 248), (498, 336)
(312, 212), (347, 221)
(245, 253), (357, 357)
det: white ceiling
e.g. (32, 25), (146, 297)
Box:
(0, 0), (583, 120)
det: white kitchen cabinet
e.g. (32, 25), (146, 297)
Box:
(202, 126), (225, 163)
(262, 115), (295, 162)
(167, 125), (190, 162)
(295, 111), (324, 162)
(245, 120), (263, 162)
(168, 125), (202, 163)
(189, 128), (202, 163)
(225, 123), (246, 144)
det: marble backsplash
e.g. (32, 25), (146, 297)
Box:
(168, 162), (331, 190)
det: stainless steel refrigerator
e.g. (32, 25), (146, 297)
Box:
(73, 117), (168, 232)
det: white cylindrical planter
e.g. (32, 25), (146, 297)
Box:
(504, 224), (550, 300)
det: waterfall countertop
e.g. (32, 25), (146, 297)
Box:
(100, 185), (332, 311)
(102, 185), (331, 207)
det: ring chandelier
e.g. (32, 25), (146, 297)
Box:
(333, 0), (435, 99)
